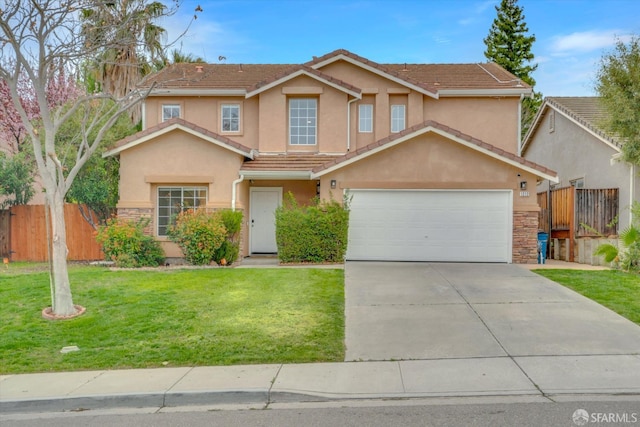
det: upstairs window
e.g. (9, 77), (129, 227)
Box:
(289, 98), (317, 145)
(157, 186), (207, 236)
(162, 104), (181, 122)
(359, 104), (373, 133)
(221, 104), (240, 132)
(391, 105), (405, 133)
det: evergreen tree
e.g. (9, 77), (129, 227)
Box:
(483, 0), (541, 141)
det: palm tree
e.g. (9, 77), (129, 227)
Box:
(81, 0), (168, 123)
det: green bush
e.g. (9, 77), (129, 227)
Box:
(96, 218), (165, 267)
(212, 210), (243, 266)
(275, 193), (349, 263)
(595, 202), (640, 272)
(168, 209), (226, 265)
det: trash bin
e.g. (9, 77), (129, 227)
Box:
(537, 232), (549, 264)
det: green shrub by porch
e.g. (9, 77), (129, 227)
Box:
(168, 209), (226, 265)
(276, 193), (349, 263)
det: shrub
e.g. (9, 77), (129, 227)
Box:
(96, 218), (165, 267)
(595, 202), (640, 272)
(168, 209), (226, 265)
(212, 210), (243, 266)
(275, 193), (349, 263)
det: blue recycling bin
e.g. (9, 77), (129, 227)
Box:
(537, 232), (549, 264)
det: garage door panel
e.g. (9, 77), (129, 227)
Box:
(346, 190), (512, 262)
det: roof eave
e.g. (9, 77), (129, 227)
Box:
(239, 170), (312, 180)
(148, 88), (247, 96)
(438, 88), (532, 97)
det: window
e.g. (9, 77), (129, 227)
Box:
(162, 104), (180, 122)
(391, 104), (405, 133)
(221, 104), (240, 132)
(289, 98), (317, 145)
(359, 104), (373, 133)
(157, 186), (207, 236)
(570, 178), (584, 189)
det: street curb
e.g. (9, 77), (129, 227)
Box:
(0, 390), (337, 414)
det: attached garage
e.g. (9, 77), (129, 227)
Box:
(346, 189), (513, 263)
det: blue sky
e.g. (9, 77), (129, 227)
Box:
(161, 0), (640, 96)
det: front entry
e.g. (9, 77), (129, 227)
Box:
(249, 187), (282, 253)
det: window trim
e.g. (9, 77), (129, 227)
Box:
(162, 104), (181, 122)
(156, 186), (208, 237)
(289, 97), (318, 146)
(220, 103), (241, 133)
(358, 104), (373, 133)
(391, 104), (406, 133)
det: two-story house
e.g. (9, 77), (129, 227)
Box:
(104, 49), (558, 264)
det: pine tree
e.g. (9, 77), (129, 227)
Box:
(484, 0), (540, 141)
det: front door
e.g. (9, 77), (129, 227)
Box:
(250, 187), (282, 253)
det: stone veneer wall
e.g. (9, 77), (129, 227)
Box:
(512, 210), (538, 264)
(117, 208), (154, 235)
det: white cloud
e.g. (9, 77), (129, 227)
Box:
(550, 30), (630, 54)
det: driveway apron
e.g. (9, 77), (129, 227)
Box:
(344, 262), (640, 362)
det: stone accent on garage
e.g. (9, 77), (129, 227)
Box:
(512, 210), (538, 264)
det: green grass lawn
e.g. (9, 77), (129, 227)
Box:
(0, 265), (344, 374)
(533, 269), (640, 325)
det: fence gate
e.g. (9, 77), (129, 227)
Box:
(538, 187), (619, 262)
(0, 209), (10, 259)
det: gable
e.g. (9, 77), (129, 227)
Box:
(313, 120), (558, 183)
(103, 118), (254, 159)
(522, 98), (622, 155)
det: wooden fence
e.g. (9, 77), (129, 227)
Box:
(537, 187), (619, 262)
(0, 204), (104, 262)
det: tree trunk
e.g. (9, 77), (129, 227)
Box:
(49, 193), (76, 316)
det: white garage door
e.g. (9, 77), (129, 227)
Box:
(347, 190), (512, 262)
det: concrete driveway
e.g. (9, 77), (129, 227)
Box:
(345, 262), (640, 361)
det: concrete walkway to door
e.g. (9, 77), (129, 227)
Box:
(345, 262), (640, 394)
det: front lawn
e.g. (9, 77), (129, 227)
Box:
(533, 269), (640, 325)
(0, 265), (344, 374)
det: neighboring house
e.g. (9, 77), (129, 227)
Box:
(104, 49), (558, 264)
(521, 97), (638, 232)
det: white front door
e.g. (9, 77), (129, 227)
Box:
(250, 187), (282, 253)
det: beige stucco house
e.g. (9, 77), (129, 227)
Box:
(104, 49), (558, 264)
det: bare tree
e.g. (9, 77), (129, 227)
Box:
(0, 1), (194, 316)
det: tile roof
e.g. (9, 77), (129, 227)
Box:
(522, 97), (622, 153)
(139, 49), (530, 93)
(306, 49), (528, 91)
(104, 118), (254, 157)
(546, 97), (622, 148)
(311, 120), (557, 179)
(240, 154), (344, 172)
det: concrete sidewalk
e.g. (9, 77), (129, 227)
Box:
(2, 355), (640, 414)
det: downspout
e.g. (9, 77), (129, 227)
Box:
(517, 93), (523, 156)
(347, 97), (358, 151)
(231, 174), (244, 211)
